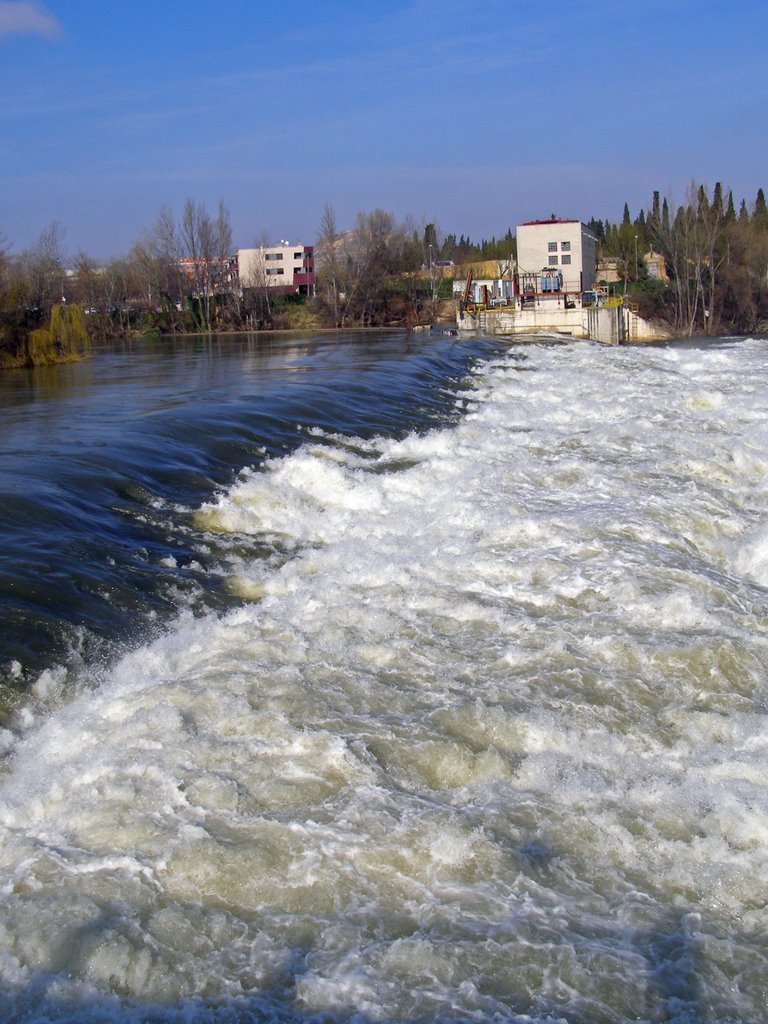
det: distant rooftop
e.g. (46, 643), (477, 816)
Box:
(520, 218), (581, 226)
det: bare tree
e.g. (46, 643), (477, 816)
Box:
(0, 229), (10, 285)
(99, 257), (137, 334)
(648, 182), (730, 335)
(316, 207), (427, 327)
(239, 232), (274, 329)
(343, 209), (396, 326)
(129, 212), (188, 329)
(421, 220), (443, 312)
(178, 199), (233, 330)
(696, 184), (727, 334)
(18, 221), (66, 319)
(316, 204), (341, 326)
(70, 250), (101, 311)
(719, 215), (768, 331)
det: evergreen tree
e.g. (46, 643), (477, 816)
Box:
(713, 182), (724, 218)
(697, 184), (709, 219)
(652, 191), (661, 224)
(636, 209), (647, 245)
(753, 188), (768, 230)
(725, 190), (736, 223)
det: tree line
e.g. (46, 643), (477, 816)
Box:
(3, 182), (768, 365)
(0, 202), (460, 362)
(589, 183), (768, 335)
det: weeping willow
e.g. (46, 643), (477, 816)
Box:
(26, 304), (90, 366)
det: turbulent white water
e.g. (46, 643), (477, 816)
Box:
(1, 338), (767, 1023)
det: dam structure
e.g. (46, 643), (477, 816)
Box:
(456, 300), (668, 344)
(455, 217), (670, 343)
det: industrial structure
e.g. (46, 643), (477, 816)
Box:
(455, 216), (669, 343)
(514, 218), (597, 307)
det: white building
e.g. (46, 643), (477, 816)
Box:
(236, 242), (316, 295)
(515, 219), (597, 302)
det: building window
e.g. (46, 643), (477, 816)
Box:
(266, 268), (284, 276)
(547, 242), (557, 252)
(548, 255), (559, 266)
(265, 253), (283, 261)
(561, 254), (572, 265)
(561, 241), (571, 251)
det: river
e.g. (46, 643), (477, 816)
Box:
(0, 330), (766, 1023)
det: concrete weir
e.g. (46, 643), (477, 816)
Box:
(456, 304), (670, 344)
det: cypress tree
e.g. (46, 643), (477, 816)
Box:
(697, 184), (709, 219)
(753, 188), (768, 230)
(712, 182), (724, 218)
(725, 190), (736, 223)
(652, 190), (661, 224)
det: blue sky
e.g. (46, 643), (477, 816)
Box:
(2, 0), (767, 259)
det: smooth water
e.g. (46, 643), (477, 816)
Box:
(0, 330), (767, 1023)
(0, 332), (481, 682)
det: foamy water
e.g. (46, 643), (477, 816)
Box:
(1, 338), (767, 1023)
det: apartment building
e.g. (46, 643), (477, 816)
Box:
(236, 242), (316, 295)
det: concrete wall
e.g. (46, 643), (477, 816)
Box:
(587, 307), (672, 344)
(586, 307), (623, 344)
(457, 305), (590, 338)
(456, 303), (671, 344)
(623, 308), (672, 342)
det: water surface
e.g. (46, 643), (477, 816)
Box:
(0, 331), (766, 1024)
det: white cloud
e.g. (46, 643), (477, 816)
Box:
(0, 2), (61, 39)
